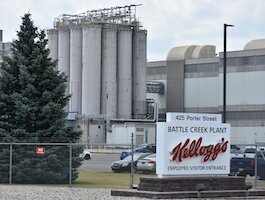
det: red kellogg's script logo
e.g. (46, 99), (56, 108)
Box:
(171, 137), (228, 162)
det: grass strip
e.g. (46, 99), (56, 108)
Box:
(74, 170), (154, 189)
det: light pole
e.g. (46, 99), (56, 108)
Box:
(223, 23), (234, 123)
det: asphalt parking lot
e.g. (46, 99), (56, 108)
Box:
(79, 153), (120, 172)
(79, 153), (265, 188)
(77, 153), (265, 199)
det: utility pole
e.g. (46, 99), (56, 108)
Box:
(223, 23), (234, 123)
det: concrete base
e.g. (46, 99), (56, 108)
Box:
(111, 176), (265, 199)
(138, 176), (246, 192)
(111, 189), (265, 199)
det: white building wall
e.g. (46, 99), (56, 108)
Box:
(107, 124), (135, 145)
(106, 123), (156, 145)
(146, 126), (156, 144)
(231, 126), (265, 145)
(89, 124), (105, 144)
(219, 71), (265, 106)
(185, 77), (219, 108)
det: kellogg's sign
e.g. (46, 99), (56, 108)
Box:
(156, 113), (231, 177)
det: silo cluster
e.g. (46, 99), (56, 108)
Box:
(47, 5), (147, 120)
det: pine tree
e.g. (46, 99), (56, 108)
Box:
(0, 13), (83, 183)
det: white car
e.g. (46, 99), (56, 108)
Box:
(80, 149), (92, 160)
(136, 153), (156, 173)
(243, 146), (265, 158)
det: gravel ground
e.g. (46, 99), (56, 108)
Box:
(0, 185), (264, 200)
(1, 185), (123, 200)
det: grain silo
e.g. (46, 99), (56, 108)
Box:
(58, 28), (70, 111)
(117, 26), (133, 119)
(69, 26), (82, 114)
(133, 28), (147, 119)
(47, 5), (147, 122)
(101, 25), (118, 119)
(47, 29), (58, 61)
(82, 25), (102, 117)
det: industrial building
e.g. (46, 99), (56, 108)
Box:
(147, 41), (265, 145)
(2, 6), (265, 146)
(47, 5), (156, 145)
(46, 3), (265, 145)
(47, 5), (147, 120)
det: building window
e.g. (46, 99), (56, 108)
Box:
(255, 55), (265, 65)
(146, 66), (166, 75)
(185, 63), (218, 73)
(237, 57), (254, 66)
(227, 111), (265, 120)
(220, 56), (255, 67)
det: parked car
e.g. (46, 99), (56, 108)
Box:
(111, 153), (151, 172)
(136, 153), (156, 173)
(80, 149), (92, 160)
(230, 149), (244, 158)
(230, 156), (265, 179)
(230, 144), (240, 151)
(243, 146), (265, 158)
(120, 144), (156, 160)
(230, 156), (255, 177)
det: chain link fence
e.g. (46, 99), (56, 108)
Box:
(231, 142), (265, 189)
(252, 141), (265, 188)
(0, 137), (85, 186)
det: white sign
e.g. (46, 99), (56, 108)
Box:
(166, 112), (222, 123)
(156, 121), (231, 177)
(36, 147), (45, 155)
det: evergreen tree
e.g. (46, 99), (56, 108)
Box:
(0, 13), (83, 183)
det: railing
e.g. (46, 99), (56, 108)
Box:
(85, 144), (132, 153)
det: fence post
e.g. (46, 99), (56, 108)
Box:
(9, 142), (12, 184)
(255, 142), (258, 187)
(130, 132), (134, 189)
(69, 142), (72, 187)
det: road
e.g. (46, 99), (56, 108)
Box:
(79, 153), (120, 172)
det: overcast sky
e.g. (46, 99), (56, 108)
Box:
(1, 0), (265, 61)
